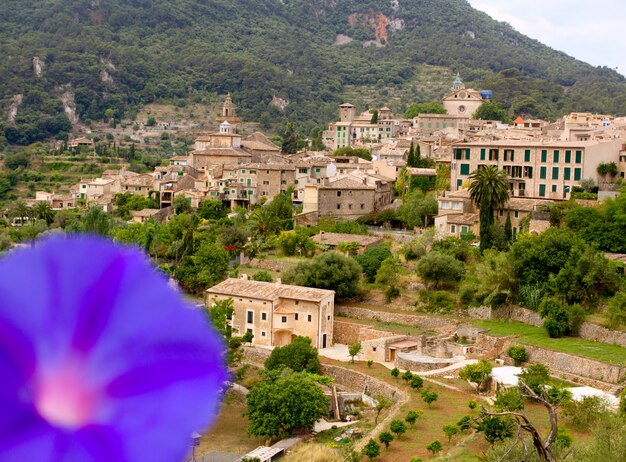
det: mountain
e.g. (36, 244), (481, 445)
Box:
(1, 0), (625, 145)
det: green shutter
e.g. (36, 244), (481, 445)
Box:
(465, 149), (471, 160)
(541, 150), (547, 162)
(480, 148), (486, 160)
(525, 150), (531, 162)
(540, 167), (547, 179)
(575, 151), (582, 163)
(564, 168), (571, 180)
(457, 179), (463, 189)
(539, 184), (546, 197)
(552, 167), (559, 180)
(553, 150), (559, 163)
(460, 164), (470, 175)
(565, 150), (571, 163)
(574, 168), (582, 181)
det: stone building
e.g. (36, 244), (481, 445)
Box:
(442, 74), (486, 117)
(206, 276), (335, 349)
(191, 121), (251, 169)
(299, 171), (393, 224)
(449, 138), (625, 199)
(215, 93), (242, 125)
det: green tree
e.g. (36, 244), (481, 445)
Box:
(281, 122), (299, 154)
(416, 251), (464, 288)
(443, 424), (460, 442)
(362, 439), (381, 460)
(607, 292), (626, 328)
(518, 364), (550, 395)
(198, 199), (227, 221)
(249, 207), (281, 238)
(265, 336), (320, 373)
(402, 370), (413, 382)
(459, 360), (493, 394)
(331, 146), (373, 161)
(405, 102), (447, 119)
(370, 109), (378, 124)
(378, 431), (393, 448)
(208, 298), (234, 337)
(410, 375), (424, 390)
(34, 201), (54, 225)
(405, 410), (423, 426)
(473, 100), (512, 123)
(356, 245), (392, 283)
(407, 142), (416, 167)
(475, 415), (515, 445)
(397, 190), (438, 228)
(283, 252), (361, 300)
(390, 368), (400, 378)
(374, 394), (393, 424)
(421, 390), (438, 408)
(80, 206), (111, 235)
(507, 345), (528, 366)
(468, 165), (510, 252)
(495, 387), (525, 412)
(246, 370), (328, 439)
(252, 270), (273, 282)
(348, 342), (362, 363)
(426, 440), (443, 456)
(389, 419), (407, 438)
(194, 241), (230, 288)
(504, 212), (513, 243)
(172, 195), (192, 215)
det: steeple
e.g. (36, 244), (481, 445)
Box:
(216, 92), (241, 125)
(452, 73), (465, 91)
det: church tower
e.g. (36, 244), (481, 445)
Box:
(452, 73), (465, 91)
(216, 93), (242, 125)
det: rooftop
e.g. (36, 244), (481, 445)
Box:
(207, 278), (334, 302)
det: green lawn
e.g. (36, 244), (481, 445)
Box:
(473, 320), (626, 365)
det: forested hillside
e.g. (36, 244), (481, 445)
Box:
(1, 0), (625, 145)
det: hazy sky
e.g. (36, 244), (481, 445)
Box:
(466, 0), (626, 77)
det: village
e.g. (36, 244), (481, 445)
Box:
(4, 77), (626, 462)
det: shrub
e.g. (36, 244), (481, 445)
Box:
(507, 345), (527, 366)
(391, 367), (400, 378)
(410, 375), (424, 390)
(389, 419), (407, 437)
(562, 395), (610, 430)
(416, 251), (464, 288)
(402, 370), (413, 382)
(468, 400), (478, 410)
(426, 440), (443, 455)
(405, 410), (423, 426)
(252, 270), (273, 282)
(607, 292), (626, 328)
(539, 298), (585, 338)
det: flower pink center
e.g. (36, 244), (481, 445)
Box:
(35, 363), (100, 429)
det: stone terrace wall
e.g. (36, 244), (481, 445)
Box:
(242, 345), (272, 364)
(334, 320), (364, 344)
(320, 364), (403, 402)
(473, 333), (626, 385)
(336, 306), (455, 333)
(249, 258), (295, 273)
(470, 305), (626, 347)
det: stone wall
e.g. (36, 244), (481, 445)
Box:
(395, 353), (460, 372)
(249, 258), (296, 273)
(333, 320), (364, 344)
(242, 345), (272, 364)
(472, 333), (626, 385)
(470, 305), (626, 348)
(336, 306), (455, 333)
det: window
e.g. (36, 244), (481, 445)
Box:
(499, 210), (504, 217)
(457, 179), (463, 189)
(575, 151), (582, 163)
(574, 168), (582, 181)
(336, 204), (341, 210)
(246, 328), (252, 334)
(241, 170), (246, 174)
(461, 226), (468, 234)
(524, 150), (531, 162)
(337, 191), (341, 197)
(261, 313), (267, 321)
(261, 331), (266, 337)
(514, 211), (519, 218)
(316, 168), (321, 173)
(564, 168), (571, 180)
(565, 151), (571, 163)
(552, 185), (557, 193)
(460, 164), (470, 175)
(524, 166), (533, 179)
(553, 150), (560, 163)
(327, 315), (331, 320)
(480, 148), (486, 160)
(552, 167), (559, 180)
(489, 149), (499, 161)
(454, 149), (463, 160)
(465, 149), (471, 160)
(361, 204), (365, 209)
(246, 311), (253, 324)
(541, 150), (547, 163)
(504, 149), (515, 161)
(295, 313), (299, 321)
(451, 225), (456, 233)
(281, 316), (287, 323)
(539, 184), (546, 197)
(307, 315), (312, 322)
(540, 167), (547, 179)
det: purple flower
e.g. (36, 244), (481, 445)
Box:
(0, 236), (227, 461)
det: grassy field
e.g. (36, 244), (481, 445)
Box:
(198, 392), (261, 457)
(318, 358), (593, 461)
(473, 319), (626, 365)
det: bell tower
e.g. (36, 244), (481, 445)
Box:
(216, 93), (242, 125)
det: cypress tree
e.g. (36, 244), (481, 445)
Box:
(504, 212), (513, 243)
(407, 142), (416, 167)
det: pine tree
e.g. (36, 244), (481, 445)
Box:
(407, 142), (416, 167)
(504, 212), (513, 243)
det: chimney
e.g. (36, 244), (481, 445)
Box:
(275, 278), (282, 287)
(241, 274), (249, 281)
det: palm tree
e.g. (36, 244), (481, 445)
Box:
(12, 201), (32, 226)
(34, 201), (55, 225)
(468, 165), (509, 252)
(249, 207), (280, 238)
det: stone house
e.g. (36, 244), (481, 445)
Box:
(206, 276), (335, 349)
(442, 74), (486, 116)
